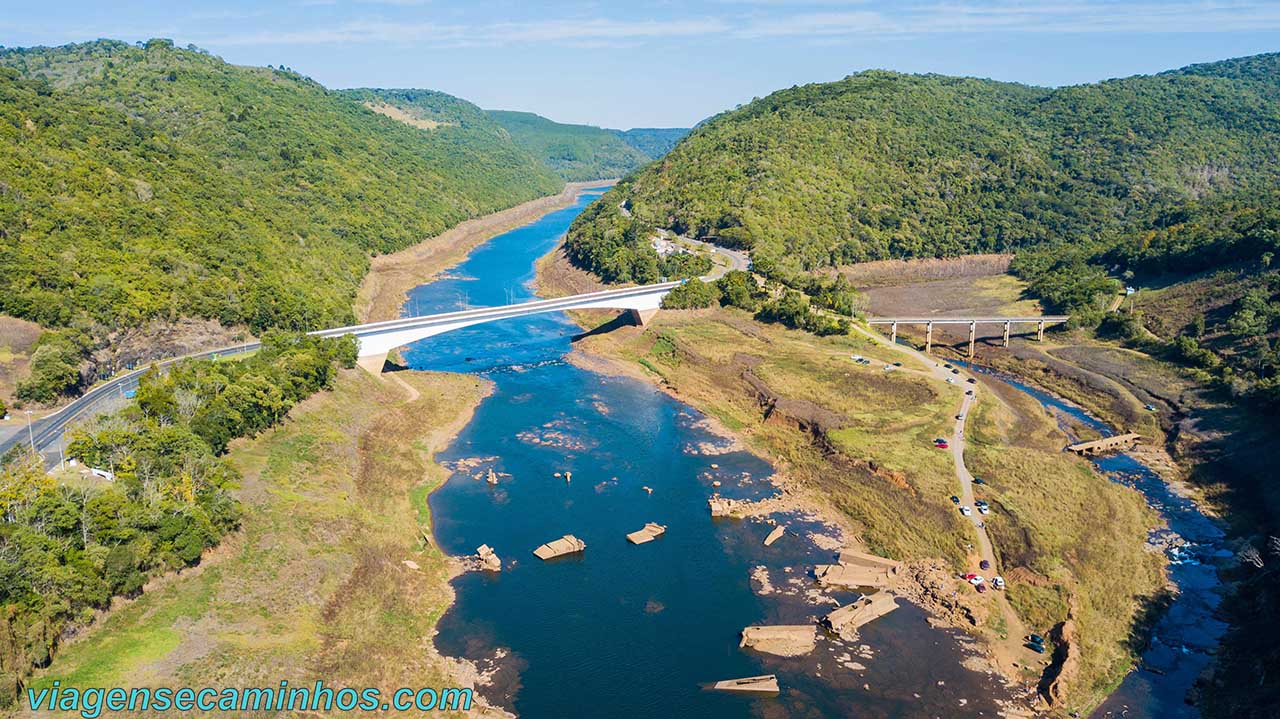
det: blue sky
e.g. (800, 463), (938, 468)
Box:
(3, 1), (1279, 128)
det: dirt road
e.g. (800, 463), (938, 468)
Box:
(852, 324), (1031, 669)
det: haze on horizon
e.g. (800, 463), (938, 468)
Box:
(4, 0), (1280, 129)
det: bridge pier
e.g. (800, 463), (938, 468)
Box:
(628, 308), (660, 326)
(925, 322), (933, 353)
(967, 321), (976, 359)
(1003, 321), (1011, 348)
(357, 350), (390, 376)
(1037, 320), (1045, 342)
(890, 321), (897, 344)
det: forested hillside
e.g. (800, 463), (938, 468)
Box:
(610, 127), (689, 159)
(0, 39), (563, 401)
(487, 109), (678, 181)
(567, 54), (1280, 283)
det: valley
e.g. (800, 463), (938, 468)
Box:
(1, 32), (1277, 719)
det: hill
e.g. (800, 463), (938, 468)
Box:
(566, 54), (1280, 283)
(610, 127), (689, 158)
(487, 109), (675, 181)
(0, 39), (563, 401)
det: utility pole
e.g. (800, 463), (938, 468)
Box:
(24, 410), (35, 454)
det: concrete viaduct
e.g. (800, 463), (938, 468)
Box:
(2, 279), (1069, 467)
(866, 316), (1070, 357)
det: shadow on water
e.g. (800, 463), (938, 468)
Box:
(396, 192), (1016, 718)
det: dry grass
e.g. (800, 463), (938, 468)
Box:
(0, 315), (43, 405)
(24, 369), (496, 717)
(362, 101), (454, 131)
(831, 253), (1014, 287)
(965, 380), (1165, 716)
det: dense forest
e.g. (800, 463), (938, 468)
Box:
(487, 110), (683, 182)
(567, 53), (1280, 281)
(0, 40), (563, 402)
(0, 332), (356, 704)
(610, 127), (689, 159)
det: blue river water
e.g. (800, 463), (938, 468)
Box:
(960, 365), (1227, 719)
(400, 189), (1015, 718)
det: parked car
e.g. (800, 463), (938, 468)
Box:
(972, 477), (985, 485)
(936, 441), (950, 449)
(992, 576), (1006, 590)
(934, 438), (948, 444)
(967, 575), (985, 586)
(967, 377), (977, 384)
(1025, 641), (1046, 654)
(979, 559), (991, 570)
(951, 368), (960, 374)
(950, 496), (960, 504)
(978, 506), (990, 515)
(976, 583), (987, 593)
(959, 506), (972, 516)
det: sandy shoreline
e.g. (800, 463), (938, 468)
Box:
(356, 180), (615, 323)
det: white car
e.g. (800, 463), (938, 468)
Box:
(992, 576), (1006, 590)
(968, 575), (985, 586)
(959, 506), (972, 516)
(946, 377), (956, 384)
(977, 505), (990, 515)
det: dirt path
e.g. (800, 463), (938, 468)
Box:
(853, 324), (1031, 671)
(355, 181), (613, 323)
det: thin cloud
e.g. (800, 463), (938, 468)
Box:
(204, 16), (729, 47)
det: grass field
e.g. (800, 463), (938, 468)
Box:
(22, 369), (495, 717)
(964, 382), (1164, 714)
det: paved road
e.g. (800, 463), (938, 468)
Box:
(2, 282), (682, 469)
(0, 343), (260, 468)
(674, 235), (749, 279)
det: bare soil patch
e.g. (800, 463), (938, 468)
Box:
(831, 254), (1014, 287)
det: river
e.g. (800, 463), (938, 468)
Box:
(959, 365), (1227, 719)
(400, 188), (1012, 718)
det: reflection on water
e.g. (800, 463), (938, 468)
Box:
(401, 191), (1012, 718)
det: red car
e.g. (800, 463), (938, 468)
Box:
(935, 441), (949, 449)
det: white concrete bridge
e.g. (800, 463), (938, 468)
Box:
(866, 316), (1070, 356)
(317, 281), (681, 372)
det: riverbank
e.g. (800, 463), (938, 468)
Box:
(17, 369), (503, 718)
(356, 181), (614, 323)
(536, 252), (1165, 716)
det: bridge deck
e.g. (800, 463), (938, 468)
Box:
(1067, 433), (1141, 454)
(866, 316), (1070, 324)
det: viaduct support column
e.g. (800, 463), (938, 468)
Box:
(1003, 321), (1011, 348)
(967, 321), (976, 359)
(925, 322), (933, 354)
(1037, 320), (1045, 342)
(890, 321), (897, 344)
